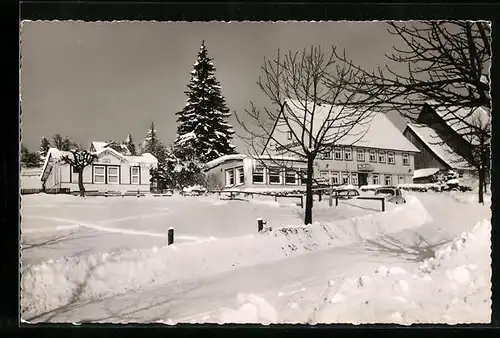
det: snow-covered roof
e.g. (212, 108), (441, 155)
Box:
(274, 100), (420, 153)
(39, 148), (71, 180)
(405, 123), (472, 170)
(425, 100), (491, 145)
(90, 141), (108, 152)
(412, 168), (440, 180)
(126, 153), (158, 166)
(204, 154), (247, 171)
(254, 154), (307, 162)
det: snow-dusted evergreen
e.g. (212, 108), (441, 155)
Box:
(174, 41), (236, 163)
(123, 134), (137, 156)
(140, 122), (166, 164)
(154, 143), (205, 191)
(38, 137), (51, 164)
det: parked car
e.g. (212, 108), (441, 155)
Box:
(374, 186), (406, 204)
(334, 188), (360, 200)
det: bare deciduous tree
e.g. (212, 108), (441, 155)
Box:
(336, 21), (491, 204)
(61, 149), (97, 197)
(236, 46), (375, 225)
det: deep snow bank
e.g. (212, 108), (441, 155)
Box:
(21, 195), (430, 319)
(203, 219), (491, 324)
(309, 219), (491, 324)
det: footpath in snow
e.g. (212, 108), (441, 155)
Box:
(22, 195), (430, 320)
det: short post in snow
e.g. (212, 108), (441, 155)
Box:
(328, 187), (333, 207)
(167, 227), (174, 246)
(299, 195), (303, 208)
(318, 189), (322, 202)
(381, 198), (385, 212)
(335, 194), (339, 207)
(257, 218), (266, 232)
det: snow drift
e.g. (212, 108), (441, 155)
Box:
(309, 219), (491, 324)
(21, 195), (430, 319)
(204, 219), (491, 324)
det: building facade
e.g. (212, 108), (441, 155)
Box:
(40, 145), (157, 193)
(204, 154), (308, 191)
(265, 102), (420, 188)
(205, 102), (420, 190)
(313, 145), (416, 187)
(402, 101), (482, 179)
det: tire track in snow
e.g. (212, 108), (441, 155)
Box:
(21, 213), (214, 242)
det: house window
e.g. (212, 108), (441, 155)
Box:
(385, 175), (392, 186)
(330, 172), (339, 185)
(107, 166), (120, 184)
(334, 148), (343, 160)
(321, 150), (332, 160)
(344, 148), (353, 161)
(235, 167), (245, 185)
(387, 152), (395, 165)
(378, 151), (386, 163)
(402, 153), (410, 166)
(300, 170), (307, 185)
(285, 171), (298, 185)
(369, 150), (377, 163)
(398, 175), (405, 184)
(351, 173), (358, 186)
(131, 166), (140, 185)
(287, 131), (293, 140)
(94, 166), (105, 184)
(356, 148), (365, 162)
(372, 174), (380, 185)
(269, 168), (283, 185)
(225, 169), (235, 187)
(342, 172), (350, 185)
(252, 167), (265, 184)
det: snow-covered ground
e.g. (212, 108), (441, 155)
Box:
(20, 191), (491, 324)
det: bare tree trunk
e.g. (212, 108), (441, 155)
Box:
(478, 166), (485, 204)
(304, 157), (314, 225)
(78, 168), (85, 197)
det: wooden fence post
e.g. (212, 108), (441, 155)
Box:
(335, 195), (339, 207)
(381, 199), (385, 212)
(257, 218), (265, 232)
(318, 190), (322, 202)
(328, 188), (333, 207)
(300, 195), (303, 208)
(167, 227), (174, 245)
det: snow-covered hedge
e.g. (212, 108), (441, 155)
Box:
(21, 196), (430, 320)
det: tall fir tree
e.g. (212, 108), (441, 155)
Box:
(38, 136), (51, 164)
(141, 122), (166, 164)
(124, 134), (136, 156)
(175, 40), (236, 163)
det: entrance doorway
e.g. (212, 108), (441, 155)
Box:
(358, 173), (368, 187)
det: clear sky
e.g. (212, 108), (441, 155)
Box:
(20, 21), (408, 153)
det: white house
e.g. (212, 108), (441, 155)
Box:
(265, 100), (420, 187)
(204, 154), (308, 192)
(39, 143), (157, 193)
(204, 101), (420, 190)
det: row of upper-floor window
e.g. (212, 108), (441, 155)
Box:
(318, 147), (410, 165)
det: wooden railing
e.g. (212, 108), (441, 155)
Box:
(21, 188), (71, 195)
